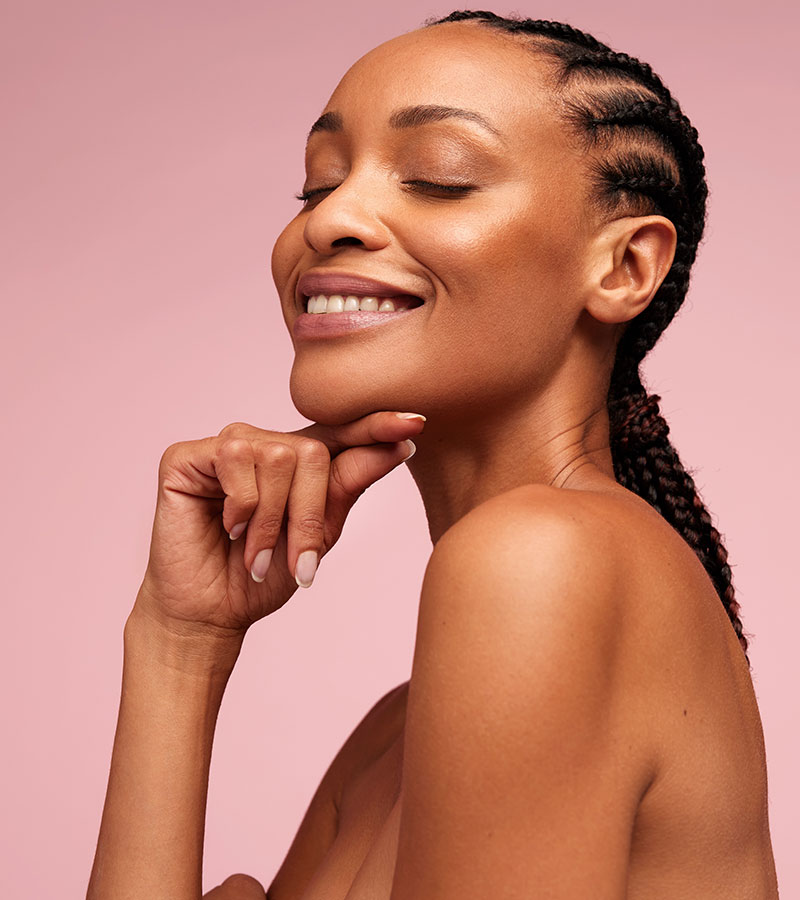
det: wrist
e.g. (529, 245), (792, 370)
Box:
(124, 602), (246, 679)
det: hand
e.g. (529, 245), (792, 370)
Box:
(132, 411), (425, 640)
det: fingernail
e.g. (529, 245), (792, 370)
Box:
(395, 412), (426, 421)
(229, 522), (247, 540)
(401, 439), (416, 460)
(295, 550), (318, 588)
(251, 548), (273, 583)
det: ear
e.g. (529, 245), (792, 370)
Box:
(583, 216), (677, 325)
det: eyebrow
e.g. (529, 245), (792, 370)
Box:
(389, 104), (501, 137)
(306, 104), (502, 141)
(307, 110), (343, 139)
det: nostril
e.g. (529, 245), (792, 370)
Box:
(331, 236), (364, 248)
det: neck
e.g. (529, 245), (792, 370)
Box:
(404, 392), (622, 545)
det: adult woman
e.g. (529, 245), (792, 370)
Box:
(87, 9), (778, 899)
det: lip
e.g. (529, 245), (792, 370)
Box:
(295, 271), (426, 311)
(293, 307), (424, 340)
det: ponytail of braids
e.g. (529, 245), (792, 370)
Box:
(428, 10), (749, 661)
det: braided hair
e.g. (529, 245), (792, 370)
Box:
(428, 10), (749, 661)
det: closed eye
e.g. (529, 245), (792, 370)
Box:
(295, 186), (337, 204)
(402, 180), (477, 196)
(295, 181), (478, 206)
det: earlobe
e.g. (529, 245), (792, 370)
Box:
(585, 216), (677, 325)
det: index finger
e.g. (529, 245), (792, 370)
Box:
(293, 410), (426, 455)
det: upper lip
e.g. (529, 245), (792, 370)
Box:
(295, 271), (426, 311)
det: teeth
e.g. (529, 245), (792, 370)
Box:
(306, 294), (400, 314)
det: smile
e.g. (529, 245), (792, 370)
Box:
(293, 296), (425, 340)
(305, 293), (424, 314)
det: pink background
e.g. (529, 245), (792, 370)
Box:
(2, 0), (797, 895)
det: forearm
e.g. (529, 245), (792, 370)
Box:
(87, 607), (245, 900)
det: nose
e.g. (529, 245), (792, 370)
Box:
(302, 175), (391, 256)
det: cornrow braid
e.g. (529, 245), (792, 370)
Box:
(428, 10), (749, 662)
(426, 10), (608, 51)
(563, 50), (667, 98)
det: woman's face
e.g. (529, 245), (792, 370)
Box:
(271, 22), (604, 427)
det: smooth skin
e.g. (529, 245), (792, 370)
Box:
(87, 20), (778, 900)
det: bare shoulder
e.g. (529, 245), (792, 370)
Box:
(423, 480), (753, 727)
(392, 487), (661, 896)
(437, 479), (675, 558)
(428, 480), (734, 655)
(412, 480), (662, 756)
(388, 483), (773, 897)
(434, 480), (644, 563)
(425, 481), (653, 640)
(417, 482), (655, 683)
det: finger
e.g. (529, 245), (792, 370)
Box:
(244, 441), (297, 582)
(295, 410), (426, 455)
(159, 437), (227, 499)
(213, 438), (259, 537)
(285, 438), (331, 588)
(324, 440), (415, 547)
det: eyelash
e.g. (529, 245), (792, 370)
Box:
(294, 181), (477, 204)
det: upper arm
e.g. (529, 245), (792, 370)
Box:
(390, 491), (647, 900)
(267, 683), (405, 900)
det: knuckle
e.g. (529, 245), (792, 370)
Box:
(332, 453), (370, 495)
(225, 491), (258, 513)
(159, 441), (186, 470)
(328, 462), (349, 496)
(251, 510), (285, 540)
(218, 421), (251, 439)
(216, 437), (252, 460)
(215, 872), (265, 896)
(257, 441), (296, 468)
(293, 510), (325, 537)
(159, 443), (177, 467)
(294, 437), (330, 464)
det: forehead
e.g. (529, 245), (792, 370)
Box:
(323, 23), (561, 140)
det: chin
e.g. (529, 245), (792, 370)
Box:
(290, 365), (417, 426)
(290, 369), (376, 426)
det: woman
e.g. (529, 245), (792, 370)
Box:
(87, 10), (779, 899)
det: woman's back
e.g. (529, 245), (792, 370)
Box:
(593, 487), (775, 897)
(271, 486), (777, 900)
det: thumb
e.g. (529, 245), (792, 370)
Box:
(324, 439), (416, 544)
(294, 409), (426, 455)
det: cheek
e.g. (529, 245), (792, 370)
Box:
(391, 197), (587, 393)
(270, 219), (304, 293)
(401, 191), (586, 327)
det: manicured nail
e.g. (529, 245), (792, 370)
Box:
(229, 522), (247, 540)
(251, 548), (273, 583)
(401, 439), (416, 460)
(395, 412), (426, 421)
(295, 550), (318, 588)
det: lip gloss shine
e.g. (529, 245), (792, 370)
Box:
(293, 306), (422, 340)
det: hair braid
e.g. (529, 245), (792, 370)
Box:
(563, 50), (667, 97)
(429, 10), (749, 661)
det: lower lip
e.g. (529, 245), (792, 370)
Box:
(293, 306), (424, 340)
